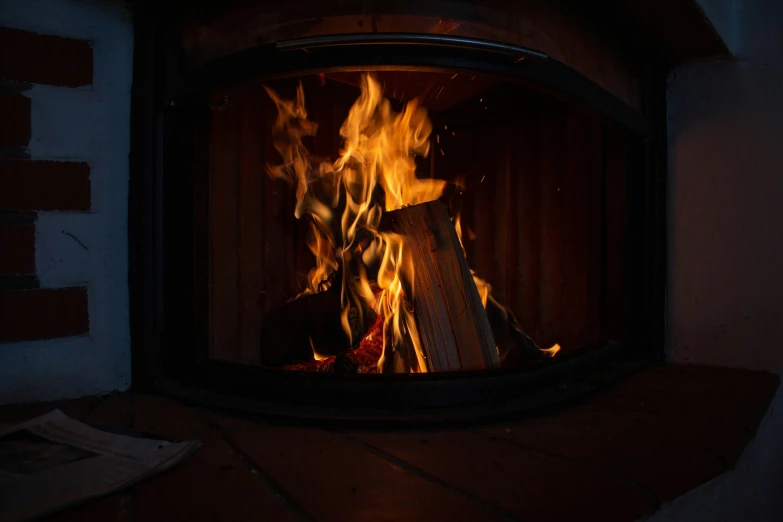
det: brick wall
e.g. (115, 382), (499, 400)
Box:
(0, 0), (133, 403)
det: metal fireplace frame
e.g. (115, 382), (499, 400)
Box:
(128, 7), (668, 424)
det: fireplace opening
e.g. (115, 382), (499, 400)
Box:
(204, 68), (630, 376)
(132, 4), (666, 420)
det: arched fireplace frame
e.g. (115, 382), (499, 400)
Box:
(128, 6), (670, 424)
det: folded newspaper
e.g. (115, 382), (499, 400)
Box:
(0, 409), (200, 522)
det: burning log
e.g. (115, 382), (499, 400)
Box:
(260, 201), (502, 372)
(382, 200), (500, 372)
(258, 273), (377, 367)
(258, 284), (344, 366)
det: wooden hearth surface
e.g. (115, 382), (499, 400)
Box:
(1, 364), (778, 522)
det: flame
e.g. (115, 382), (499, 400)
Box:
(453, 211), (560, 359)
(452, 208), (491, 308)
(266, 74), (445, 371)
(263, 83), (317, 220)
(265, 83), (341, 298)
(333, 74), (445, 370)
(539, 343), (561, 357)
(265, 73), (557, 370)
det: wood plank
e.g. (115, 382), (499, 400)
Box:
(192, 101), (212, 364)
(494, 128), (512, 309)
(385, 201), (498, 372)
(443, 126), (476, 260)
(561, 114), (597, 351)
(216, 415), (507, 522)
(237, 83), (265, 365)
(85, 394), (135, 430)
(471, 125), (511, 308)
(130, 395), (298, 522)
(256, 78), (299, 312)
(256, 77), (357, 310)
(482, 415), (726, 503)
(537, 104), (566, 347)
(509, 105), (542, 340)
(209, 86), (240, 361)
(259, 93), (291, 312)
(603, 126), (629, 339)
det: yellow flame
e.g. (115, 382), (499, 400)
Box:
(298, 215), (338, 297)
(453, 212), (559, 358)
(266, 74), (557, 370)
(452, 209), (492, 308)
(265, 74), (447, 371)
(309, 337), (330, 361)
(263, 83), (317, 220)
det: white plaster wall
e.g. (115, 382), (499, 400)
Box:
(0, 0), (133, 403)
(667, 0), (783, 374)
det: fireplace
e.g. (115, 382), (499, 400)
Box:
(129, 1), (667, 421)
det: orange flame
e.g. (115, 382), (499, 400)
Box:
(265, 73), (557, 369)
(309, 337), (331, 361)
(333, 75), (445, 369)
(454, 210), (560, 358)
(266, 74), (445, 371)
(263, 83), (317, 220)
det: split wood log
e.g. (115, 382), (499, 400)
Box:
(382, 200), (500, 372)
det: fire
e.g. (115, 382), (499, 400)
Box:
(308, 337), (330, 361)
(266, 74), (444, 371)
(264, 83), (340, 298)
(332, 75), (447, 367)
(453, 211), (559, 359)
(265, 73), (557, 370)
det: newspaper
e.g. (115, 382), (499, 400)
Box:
(0, 409), (200, 522)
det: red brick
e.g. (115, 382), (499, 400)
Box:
(0, 160), (90, 211)
(43, 494), (128, 522)
(86, 394), (135, 428)
(571, 370), (780, 436)
(0, 224), (35, 276)
(613, 364), (779, 401)
(0, 287), (88, 342)
(0, 92), (31, 147)
(0, 27), (92, 87)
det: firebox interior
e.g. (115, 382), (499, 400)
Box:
(203, 69), (631, 372)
